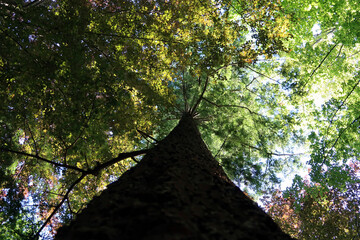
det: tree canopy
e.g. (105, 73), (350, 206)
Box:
(0, 0), (359, 239)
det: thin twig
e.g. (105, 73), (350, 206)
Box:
(215, 135), (229, 158)
(321, 114), (360, 166)
(181, 72), (189, 112)
(202, 97), (265, 118)
(0, 148), (85, 173)
(309, 43), (338, 79)
(34, 173), (86, 238)
(348, 50), (360, 59)
(87, 149), (148, 176)
(335, 44), (343, 60)
(239, 142), (304, 157)
(25, 120), (39, 155)
(190, 76), (209, 116)
(245, 76), (258, 88)
(137, 129), (158, 143)
(131, 156), (140, 163)
(245, 66), (281, 84)
(324, 78), (360, 138)
(34, 148), (149, 237)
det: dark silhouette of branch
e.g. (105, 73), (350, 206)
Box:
(324, 78), (360, 139)
(331, 115), (360, 152)
(25, 120), (39, 155)
(202, 97), (265, 118)
(245, 66), (281, 84)
(215, 135), (229, 158)
(239, 142), (304, 157)
(137, 129), (158, 143)
(321, 114), (360, 166)
(311, 28), (336, 48)
(0, 29), (41, 65)
(85, 31), (184, 45)
(335, 44), (343, 60)
(87, 149), (149, 176)
(245, 76), (259, 88)
(190, 76), (209, 116)
(295, 43), (339, 94)
(34, 173), (86, 239)
(0, 148), (85, 173)
(131, 156), (140, 163)
(181, 72), (190, 112)
(33, 148), (149, 237)
(309, 43), (338, 78)
(348, 50), (360, 59)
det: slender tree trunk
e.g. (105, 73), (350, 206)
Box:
(55, 112), (295, 240)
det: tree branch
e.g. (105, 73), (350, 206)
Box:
(239, 142), (304, 157)
(321, 114), (360, 166)
(245, 66), (281, 84)
(324, 78), (360, 139)
(190, 76), (209, 116)
(215, 135), (229, 158)
(33, 148), (149, 237)
(0, 148), (85, 173)
(181, 72), (189, 112)
(85, 31), (184, 45)
(335, 44), (343, 60)
(309, 43), (338, 78)
(137, 129), (158, 143)
(202, 97), (265, 117)
(131, 156), (140, 163)
(34, 173), (86, 239)
(87, 149), (149, 176)
(25, 120), (39, 155)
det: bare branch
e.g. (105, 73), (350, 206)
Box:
(239, 142), (304, 157)
(87, 149), (149, 176)
(190, 76), (209, 116)
(215, 135), (229, 158)
(309, 43), (338, 79)
(335, 44), (343, 60)
(348, 50), (360, 59)
(202, 97), (265, 118)
(25, 120), (39, 155)
(321, 114), (360, 166)
(325, 78), (360, 138)
(33, 148), (149, 237)
(137, 129), (158, 143)
(0, 29), (40, 65)
(181, 72), (189, 112)
(0, 148), (85, 173)
(245, 76), (259, 88)
(34, 173), (86, 239)
(245, 66), (281, 84)
(131, 156), (140, 163)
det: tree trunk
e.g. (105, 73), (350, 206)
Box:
(55, 112), (295, 240)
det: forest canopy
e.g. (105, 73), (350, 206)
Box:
(0, 0), (359, 239)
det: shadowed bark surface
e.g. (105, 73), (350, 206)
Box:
(55, 112), (296, 240)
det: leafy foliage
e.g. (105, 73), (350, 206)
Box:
(263, 163), (360, 240)
(0, 0), (297, 238)
(273, 0), (360, 204)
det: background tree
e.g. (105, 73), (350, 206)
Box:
(265, 1), (360, 232)
(262, 162), (360, 239)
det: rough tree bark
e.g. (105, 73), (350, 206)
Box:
(55, 112), (296, 240)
